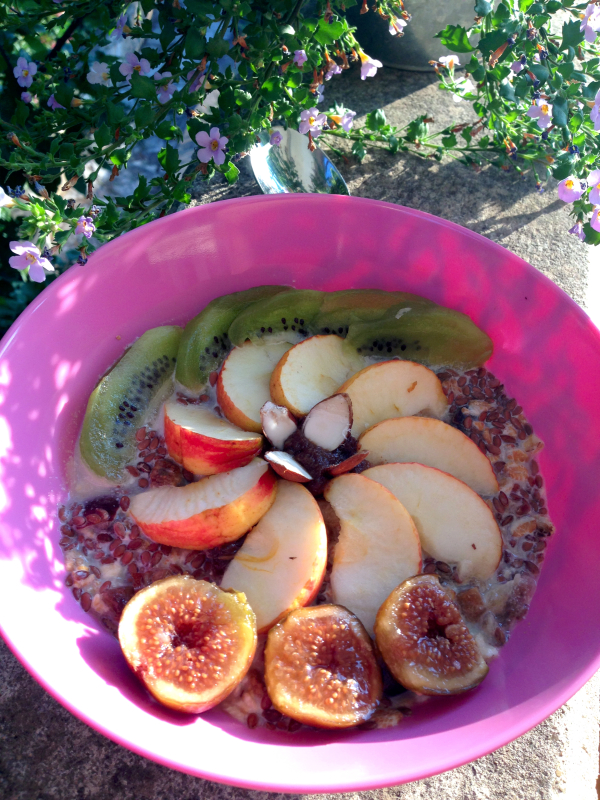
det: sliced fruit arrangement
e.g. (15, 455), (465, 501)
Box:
(324, 472), (422, 636)
(129, 458), (277, 549)
(270, 334), (362, 416)
(375, 574), (489, 695)
(363, 463), (502, 581)
(228, 288), (324, 346)
(302, 393), (352, 451)
(359, 416), (499, 496)
(260, 401), (298, 450)
(264, 604), (382, 728)
(346, 304), (493, 368)
(175, 285), (288, 393)
(80, 325), (182, 481)
(337, 360), (449, 437)
(164, 399), (262, 475)
(264, 450), (313, 482)
(313, 288), (437, 335)
(221, 481), (327, 633)
(119, 576), (257, 713)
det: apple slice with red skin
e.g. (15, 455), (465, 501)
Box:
(221, 481), (327, 633)
(363, 462), (502, 581)
(264, 451), (312, 482)
(164, 400), (263, 476)
(324, 472), (422, 636)
(129, 458), (277, 549)
(359, 416), (499, 496)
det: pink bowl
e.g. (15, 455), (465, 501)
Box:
(0, 195), (599, 792)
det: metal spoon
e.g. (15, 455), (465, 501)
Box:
(250, 126), (350, 196)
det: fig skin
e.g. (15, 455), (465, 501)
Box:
(118, 576), (257, 714)
(264, 604), (382, 729)
(374, 574), (489, 696)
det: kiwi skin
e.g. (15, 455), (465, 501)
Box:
(228, 289), (324, 346)
(80, 325), (182, 481)
(176, 286), (289, 393)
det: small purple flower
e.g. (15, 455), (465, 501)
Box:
(47, 94), (64, 110)
(360, 53), (383, 80)
(154, 71), (175, 104)
(325, 63), (342, 81)
(293, 50), (307, 67)
(8, 241), (54, 283)
(13, 57), (37, 88)
(269, 130), (283, 146)
(110, 13), (128, 40)
(591, 206), (600, 232)
(87, 61), (112, 87)
(186, 68), (205, 93)
(119, 53), (151, 81)
(526, 99), (553, 129)
(315, 84), (325, 104)
(21, 91), (32, 103)
(588, 169), (600, 204)
(196, 126), (228, 165)
(581, 4), (600, 43)
(557, 176), (585, 203)
(439, 55), (460, 69)
(568, 221), (586, 241)
(510, 60), (524, 74)
(341, 110), (356, 132)
(75, 216), (96, 239)
(299, 107), (327, 137)
(389, 18), (407, 36)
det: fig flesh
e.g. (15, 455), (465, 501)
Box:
(119, 576), (257, 713)
(264, 604), (382, 728)
(374, 574), (488, 695)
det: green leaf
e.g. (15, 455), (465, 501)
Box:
(222, 162), (240, 184)
(561, 19), (584, 50)
(287, 72), (303, 88)
(493, 2), (511, 23)
(474, 0), (492, 14)
(441, 133), (457, 147)
(135, 103), (154, 128)
(54, 228), (72, 246)
(156, 121), (181, 140)
(552, 153), (576, 180)
(550, 72), (564, 90)
(518, 0), (535, 10)
(406, 115), (429, 142)
(130, 72), (157, 101)
(552, 95), (569, 127)
(234, 89), (252, 107)
(500, 80), (516, 102)
(110, 149), (131, 167)
(478, 29), (507, 57)
(314, 18), (345, 45)
(558, 61), (574, 79)
(529, 63), (549, 84)
(351, 141), (366, 162)
(55, 83), (74, 108)
(435, 24), (474, 53)
(185, 29), (206, 59)
(366, 109), (386, 131)
(206, 37), (230, 57)
(546, 0), (562, 10)
(573, 131), (586, 146)
(94, 123), (112, 148)
(261, 77), (283, 101)
(583, 221), (600, 244)
(158, 143), (180, 176)
(279, 24), (295, 35)
(388, 135), (399, 154)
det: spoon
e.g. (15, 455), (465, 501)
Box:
(250, 126), (350, 196)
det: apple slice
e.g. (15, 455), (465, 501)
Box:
(217, 341), (292, 433)
(264, 451), (313, 482)
(359, 416), (498, 495)
(363, 463), (502, 581)
(337, 360), (448, 437)
(221, 481), (327, 633)
(164, 400), (262, 476)
(324, 472), (422, 636)
(260, 401), (298, 449)
(270, 335), (363, 416)
(129, 458), (277, 549)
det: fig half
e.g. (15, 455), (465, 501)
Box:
(119, 576), (257, 713)
(374, 574), (489, 695)
(264, 604), (382, 728)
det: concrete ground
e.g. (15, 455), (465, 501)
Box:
(0, 67), (598, 800)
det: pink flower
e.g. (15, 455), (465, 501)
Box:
(389, 18), (407, 36)
(588, 169), (600, 204)
(359, 53), (383, 80)
(13, 57), (37, 88)
(526, 99), (553, 129)
(439, 55), (460, 69)
(299, 107), (326, 136)
(110, 13), (129, 40)
(186, 68), (205, 93)
(9, 241), (54, 283)
(510, 60), (524, 74)
(87, 61), (112, 87)
(269, 130), (282, 146)
(119, 53), (151, 81)
(557, 176), (585, 203)
(75, 216), (96, 239)
(341, 110), (356, 132)
(154, 71), (175, 104)
(568, 221), (586, 241)
(293, 50), (307, 67)
(21, 91), (32, 103)
(581, 4), (600, 43)
(325, 63), (342, 81)
(47, 94), (64, 110)
(196, 126), (228, 165)
(591, 206), (600, 232)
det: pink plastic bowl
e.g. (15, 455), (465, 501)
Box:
(0, 195), (599, 792)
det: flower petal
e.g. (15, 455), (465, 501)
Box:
(212, 149), (226, 166)
(209, 126), (221, 139)
(195, 131), (211, 147)
(197, 147), (212, 163)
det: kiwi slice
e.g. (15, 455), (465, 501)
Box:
(176, 285), (289, 392)
(80, 325), (182, 481)
(228, 289), (324, 346)
(345, 304), (493, 367)
(313, 289), (437, 337)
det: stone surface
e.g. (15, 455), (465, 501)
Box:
(1, 66), (598, 800)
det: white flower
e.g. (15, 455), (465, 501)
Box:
(439, 55), (460, 69)
(87, 61), (112, 87)
(0, 188), (11, 207)
(452, 77), (475, 102)
(196, 89), (220, 115)
(389, 18), (407, 36)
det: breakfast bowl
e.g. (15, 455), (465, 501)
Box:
(0, 194), (599, 792)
